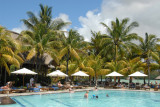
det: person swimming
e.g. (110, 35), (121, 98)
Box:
(106, 94), (109, 97)
(93, 95), (98, 99)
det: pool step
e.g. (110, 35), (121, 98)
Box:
(12, 97), (35, 107)
(0, 97), (16, 105)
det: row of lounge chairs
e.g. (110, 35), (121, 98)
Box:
(0, 83), (85, 94)
(104, 82), (160, 91)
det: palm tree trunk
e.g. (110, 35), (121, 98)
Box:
(0, 66), (2, 85)
(95, 76), (97, 87)
(147, 58), (150, 85)
(114, 44), (118, 64)
(89, 76), (91, 86)
(66, 49), (70, 81)
(4, 68), (6, 85)
(144, 77), (146, 84)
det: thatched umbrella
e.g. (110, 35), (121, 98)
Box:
(106, 71), (123, 83)
(11, 68), (37, 86)
(128, 71), (147, 84)
(155, 75), (160, 80)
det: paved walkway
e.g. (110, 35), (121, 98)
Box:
(0, 87), (159, 97)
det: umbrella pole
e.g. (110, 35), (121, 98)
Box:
(114, 77), (116, 83)
(23, 75), (24, 87)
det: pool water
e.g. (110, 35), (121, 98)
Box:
(1, 90), (160, 107)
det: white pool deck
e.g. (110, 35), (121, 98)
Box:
(0, 87), (159, 97)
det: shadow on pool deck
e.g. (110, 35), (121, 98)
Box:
(0, 97), (16, 105)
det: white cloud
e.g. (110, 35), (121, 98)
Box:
(55, 13), (71, 37)
(12, 13), (71, 35)
(57, 13), (71, 31)
(78, 0), (160, 41)
(58, 13), (71, 22)
(11, 24), (27, 33)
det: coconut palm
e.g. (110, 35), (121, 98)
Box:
(101, 18), (139, 62)
(139, 33), (160, 84)
(20, 4), (70, 74)
(88, 31), (104, 55)
(0, 26), (23, 74)
(84, 54), (109, 86)
(59, 29), (87, 77)
(120, 57), (143, 76)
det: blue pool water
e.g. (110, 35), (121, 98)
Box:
(1, 90), (160, 107)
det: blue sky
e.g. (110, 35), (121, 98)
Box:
(0, 0), (102, 30)
(0, 0), (160, 41)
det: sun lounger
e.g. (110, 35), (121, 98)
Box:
(129, 83), (135, 89)
(29, 87), (40, 92)
(40, 87), (49, 91)
(49, 85), (59, 91)
(154, 87), (158, 91)
(1, 89), (11, 94)
(11, 89), (26, 93)
(72, 85), (83, 89)
(143, 86), (150, 90)
(135, 85), (141, 90)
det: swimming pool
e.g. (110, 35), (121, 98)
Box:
(2, 90), (160, 107)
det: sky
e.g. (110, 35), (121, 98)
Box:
(0, 0), (160, 41)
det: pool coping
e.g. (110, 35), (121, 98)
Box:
(0, 87), (160, 97)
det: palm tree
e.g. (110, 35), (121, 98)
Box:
(84, 54), (109, 86)
(20, 4), (70, 74)
(88, 31), (104, 55)
(59, 29), (87, 79)
(139, 33), (160, 85)
(101, 18), (139, 62)
(0, 26), (23, 74)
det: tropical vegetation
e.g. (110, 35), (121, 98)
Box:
(0, 4), (160, 86)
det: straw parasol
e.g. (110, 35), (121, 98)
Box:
(71, 71), (89, 77)
(11, 68), (37, 86)
(128, 71), (148, 77)
(106, 71), (123, 83)
(47, 70), (68, 77)
(106, 71), (123, 77)
(155, 75), (160, 80)
(128, 71), (147, 84)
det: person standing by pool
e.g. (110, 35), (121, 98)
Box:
(30, 77), (34, 87)
(84, 91), (89, 98)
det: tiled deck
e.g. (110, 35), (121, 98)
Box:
(0, 87), (159, 97)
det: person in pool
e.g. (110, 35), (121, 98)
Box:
(84, 91), (89, 98)
(106, 94), (109, 97)
(69, 87), (74, 93)
(94, 86), (98, 91)
(93, 95), (98, 99)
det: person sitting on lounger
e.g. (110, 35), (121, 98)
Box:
(58, 81), (63, 87)
(144, 84), (150, 88)
(116, 83), (124, 88)
(1, 81), (12, 89)
(158, 83), (160, 88)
